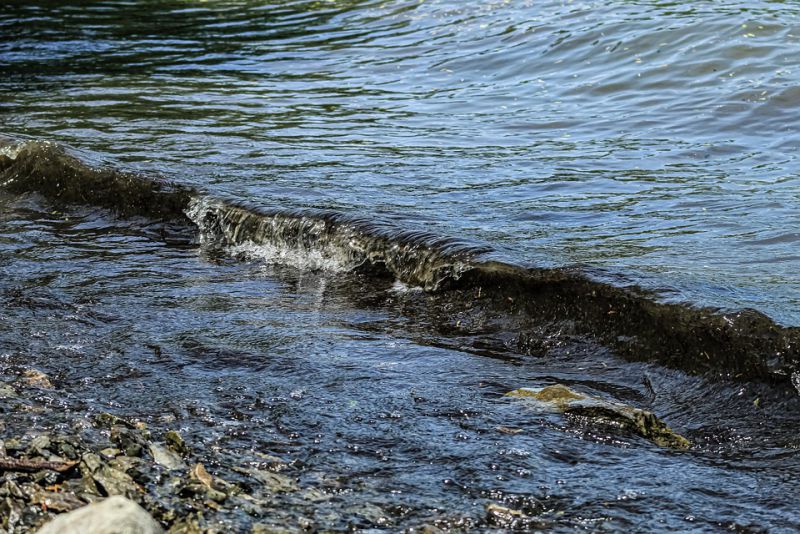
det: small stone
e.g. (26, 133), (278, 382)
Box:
(110, 426), (146, 458)
(0, 496), (23, 531)
(189, 463), (213, 488)
(0, 480), (24, 500)
(99, 447), (122, 460)
(164, 431), (189, 456)
(35, 496), (163, 534)
(0, 384), (18, 399)
(20, 369), (53, 389)
(168, 512), (204, 534)
(149, 443), (185, 471)
(179, 482), (227, 503)
(248, 469), (298, 493)
(486, 503), (526, 528)
(28, 434), (53, 456)
(252, 524), (301, 534)
(80, 453), (142, 499)
(94, 413), (134, 430)
(31, 490), (86, 512)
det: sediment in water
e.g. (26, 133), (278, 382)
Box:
(1, 136), (798, 390)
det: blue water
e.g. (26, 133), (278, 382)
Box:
(3, 0), (800, 321)
(1, 1), (800, 531)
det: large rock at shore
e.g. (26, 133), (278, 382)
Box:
(35, 496), (163, 534)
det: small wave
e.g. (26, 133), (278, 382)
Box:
(184, 195), (485, 290)
(1, 136), (798, 391)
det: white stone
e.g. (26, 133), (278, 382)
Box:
(36, 496), (163, 534)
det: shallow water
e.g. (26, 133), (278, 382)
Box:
(1, 191), (799, 531)
(1, 1), (800, 531)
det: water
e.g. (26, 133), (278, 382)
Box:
(1, 1), (800, 531)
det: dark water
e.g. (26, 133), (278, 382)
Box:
(2, 1), (800, 531)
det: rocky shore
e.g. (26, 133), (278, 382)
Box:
(0, 367), (344, 534)
(0, 359), (700, 533)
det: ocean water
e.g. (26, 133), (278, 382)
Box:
(1, 1), (800, 531)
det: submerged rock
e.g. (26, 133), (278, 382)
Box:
(35, 496), (163, 534)
(506, 384), (690, 449)
(19, 369), (53, 389)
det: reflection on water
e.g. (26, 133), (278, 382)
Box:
(1, 0), (799, 321)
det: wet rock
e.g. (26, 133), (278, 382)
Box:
(2, 439), (23, 455)
(19, 369), (53, 389)
(252, 524), (303, 534)
(0, 496), (23, 531)
(179, 481), (227, 504)
(167, 512), (205, 534)
(30, 490), (86, 513)
(506, 384), (690, 448)
(0, 480), (24, 500)
(254, 452), (288, 472)
(53, 437), (79, 461)
(348, 503), (389, 526)
(189, 463), (213, 488)
(28, 435), (53, 457)
(0, 384), (18, 399)
(94, 413), (135, 430)
(111, 426), (147, 458)
(247, 469), (298, 493)
(150, 443), (185, 471)
(485, 503), (549, 530)
(165, 431), (189, 456)
(404, 526), (445, 534)
(35, 495), (163, 534)
(80, 453), (142, 499)
(99, 447), (122, 460)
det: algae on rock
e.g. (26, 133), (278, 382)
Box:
(506, 384), (690, 449)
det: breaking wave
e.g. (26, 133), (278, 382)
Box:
(1, 136), (798, 391)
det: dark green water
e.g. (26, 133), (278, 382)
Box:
(1, 1), (800, 531)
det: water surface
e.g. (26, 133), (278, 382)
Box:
(1, 1), (800, 531)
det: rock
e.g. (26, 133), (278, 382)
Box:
(506, 384), (690, 449)
(0, 496), (23, 531)
(149, 444), (185, 471)
(164, 431), (189, 456)
(31, 490), (86, 512)
(111, 426), (146, 458)
(348, 503), (388, 526)
(254, 452), (288, 472)
(252, 524), (302, 534)
(168, 512), (204, 534)
(0, 480), (24, 500)
(20, 369), (53, 389)
(80, 453), (142, 499)
(485, 503), (550, 529)
(28, 434), (53, 457)
(100, 447), (122, 460)
(94, 413), (135, 430)
(247, 469), (298, 493)
(189, 463), (213, 488)
(35, 495), (163, 534)
(0, 384), (18, 399)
